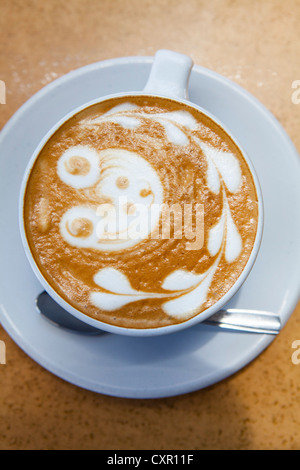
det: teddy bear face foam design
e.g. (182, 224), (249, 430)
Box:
(58, 146), (164, 251)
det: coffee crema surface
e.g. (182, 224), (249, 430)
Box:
(24, 96), (259, 329)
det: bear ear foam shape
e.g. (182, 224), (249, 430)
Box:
(57, 146), (100, 189)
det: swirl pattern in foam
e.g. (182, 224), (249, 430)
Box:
(24, 95), (259, 329)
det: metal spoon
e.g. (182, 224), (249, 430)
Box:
(36, 290), (281, 336)
(36, 291), (102, 335)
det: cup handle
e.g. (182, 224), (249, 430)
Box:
(143, 49), (193, 100)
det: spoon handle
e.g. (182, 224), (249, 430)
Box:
(36, 291), (281, 335)
(204, 308), (281, 335)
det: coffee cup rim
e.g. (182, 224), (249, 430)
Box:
(19, 91), (264, 337)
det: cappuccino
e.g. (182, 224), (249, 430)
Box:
(23, 96), (259, 329)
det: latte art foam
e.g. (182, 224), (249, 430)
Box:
(24, 96), (259, 328)
(58, 147), (164, 251)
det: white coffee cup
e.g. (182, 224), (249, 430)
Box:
(19, 50), (264, 336)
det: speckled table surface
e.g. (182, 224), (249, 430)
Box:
(0, 0), (300, 450)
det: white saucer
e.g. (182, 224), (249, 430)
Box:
(0, 56), (300, 399)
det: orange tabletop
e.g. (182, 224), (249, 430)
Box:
(0, 0), (300, 450)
